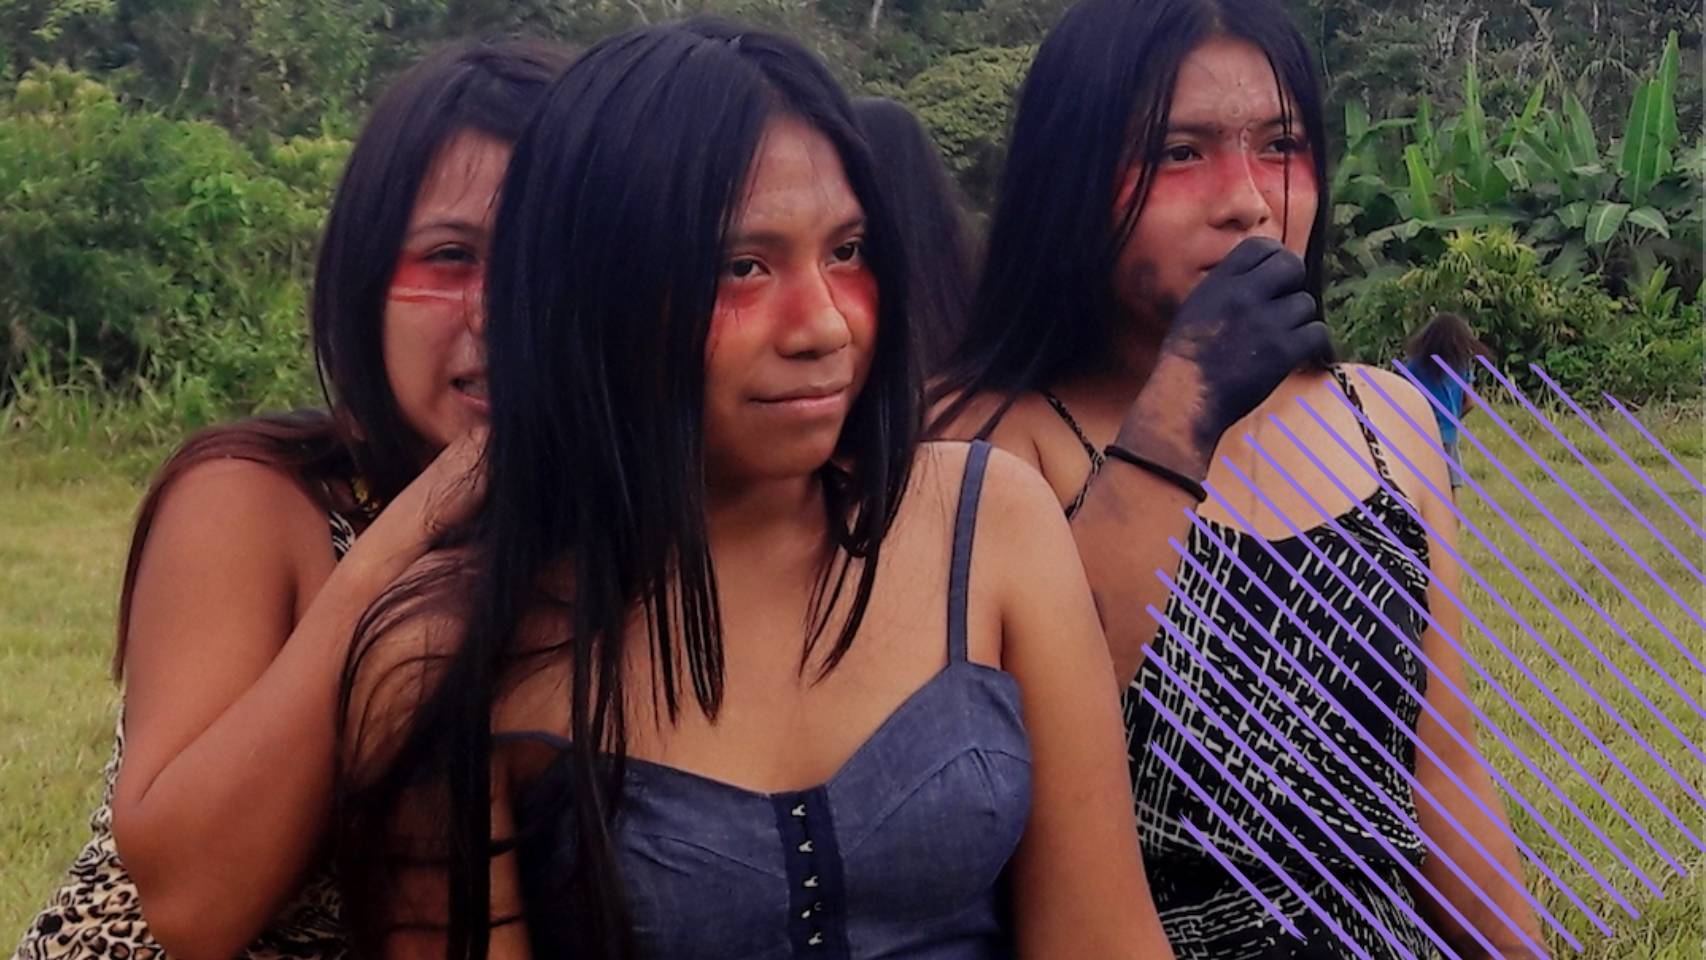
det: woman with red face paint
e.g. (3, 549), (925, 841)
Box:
(931, 0), (1544, 956)
(11, 40), (569, 960)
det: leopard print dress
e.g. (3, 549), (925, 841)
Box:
(10, 512), (357, 960)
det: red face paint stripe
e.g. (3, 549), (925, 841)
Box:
(388, 287), (472, 304)
(387, 259), (483, 305)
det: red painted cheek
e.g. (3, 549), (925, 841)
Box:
(1255, 153), (1314, 199)
(1197, 150), (1318, 229)
(1146, 164), (1211, 196)
(708, 285), (763, 357)
(388, 259), (484, 310)
(828, 270), (878, 332)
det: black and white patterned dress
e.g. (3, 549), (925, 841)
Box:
(1054, 366), (1439, 959)
(10, 511), (357, 960)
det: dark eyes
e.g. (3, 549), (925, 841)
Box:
(723, 240), (864, 282)
(1158, 137), (1305, 165)
(425, 245), (477, 265)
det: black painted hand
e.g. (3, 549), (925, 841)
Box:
(1153, 236), (1329, 462)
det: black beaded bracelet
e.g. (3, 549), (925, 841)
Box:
(1102, 444), (1208, 503)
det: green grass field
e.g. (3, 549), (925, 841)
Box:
(2, 400), (1702, 955)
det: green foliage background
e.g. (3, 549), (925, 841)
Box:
(0, 0), (1700, 436)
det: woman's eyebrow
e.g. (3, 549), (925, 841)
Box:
(1165, 115), (1296, 137)
(405, 218), (484, 239)
(726, 214), (867, 250)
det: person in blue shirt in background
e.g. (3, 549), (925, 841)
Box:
(1402, 312), (1496, 495)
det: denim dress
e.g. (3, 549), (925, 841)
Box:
(510, 442), (1033, 958)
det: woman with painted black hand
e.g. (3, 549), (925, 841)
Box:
(11, 40), (569, 960)
(931, 0), (1543, 956)
(333, 19), (1172, 960)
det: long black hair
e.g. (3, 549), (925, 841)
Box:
(113, 39), (569, 676)
(853, 96), (979, 372)
(335, 19), (918, 960)
(930, 0), (1330, 434)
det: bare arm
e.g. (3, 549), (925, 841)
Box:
(1069, 356), (1211, 688)
(1383, 381), (1542, 956)
(110, 434), (483, 960)
(982, 450), (1175, 959)
(939, 241), (1328, 691)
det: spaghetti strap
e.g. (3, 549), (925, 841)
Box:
(1331, 365), (1396, 484)
(947, 441), (992, 665)
(1042, 391), (1105, 470)
(1042, 391), (1103, 519)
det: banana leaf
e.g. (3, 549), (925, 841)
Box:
(1563, 92), (1598, 167)
(1627, 206), (1672, 238)
(1585, 201), (1631, 245)
(1404, 145), (1439, 221)
(1495, 155), (1530, 190)
(1546, 241), (1590, 283)
(1619, 32), (1682, 205)
(1498, 79), (1548, 153)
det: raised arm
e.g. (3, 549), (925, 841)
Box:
(110, 431), (484, 960)
(954, 239), (1329, 689)
(978, 449), (1175, 958)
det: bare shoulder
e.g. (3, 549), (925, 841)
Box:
(142, 457), (331, 577)
(1344, 364), (1438, 432)
(954, 440), (1077, 587)
(1337, 363), (1450, 504)
(980, 441), (1071, 520)
(910, 439), (1059, 521)
(927, 388), (1053, 471)
(119, 457), (337, 710)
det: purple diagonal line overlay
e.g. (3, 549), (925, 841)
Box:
(1176, 498), (1651, 912)
(1139, 644), (1433, 960)
(1532, 367), (1706, 546)
(1533, 367), (1706, 646)
(1159, 753), (1339, 948)
(1472, 359), (1706, 588)
(1345, 371), (1706, 760)
(1501, 360), (1706, 629)
(1360, 371), (1706, 765)
(1605, 393), (1706, 499)
(1207, 443), (1685, 886)
(1153, 736), (1378, 960)
(1288, 393), (1704, 858)
(1139, 624), (1487, 960)
(1404, 361), (1706, 711)
(1171, 815), (1308, 943)
(1463, 358), (1706, 634)
(1197, 445), (1682, 886)
(1160, 547), (1593, 943)
(1267, 398), (1705, 816)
